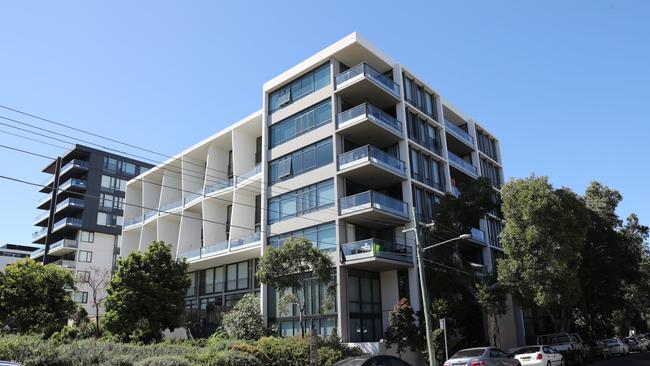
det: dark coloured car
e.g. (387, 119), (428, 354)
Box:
(586, 340), (610, 360)
(332, 355), (412, 366)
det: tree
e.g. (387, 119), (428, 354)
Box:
(222, 293), (265, 340)
(498, 176), (589, 331)
(78, 266), (110, 337)
(0, 259), (76, 336)
(103, 241), (190, 343)
(256, 237), (334, 337)
(474, 273), (508, 347)
(384, 298), (422, 357)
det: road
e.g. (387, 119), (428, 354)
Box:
(590, 352), (650, 366)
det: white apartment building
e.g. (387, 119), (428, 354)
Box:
(121, 33), (524, 347)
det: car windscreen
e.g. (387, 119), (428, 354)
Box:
(515, 347), (540, 355)
(451, 349), (486, 358)
(604, 339), (618, 344)
(550, 336), (571, 344)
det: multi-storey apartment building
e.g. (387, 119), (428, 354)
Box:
(32, 144), (152, 315)
(0, 243), (42, 270)
(120, 33), (524, 347)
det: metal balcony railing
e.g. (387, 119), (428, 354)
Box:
(339, 191), (408, 218)
(444, 119), (474, 146)
(336, 103), (403, 136)
(448, 151), (478, 176)
(335, 63), (400, 98)
(338, 145), (406, 176)
(341, 238), (412, 263)
(230, 231), (261, 249)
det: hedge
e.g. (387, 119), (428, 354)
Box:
(0, 334), (361, 366)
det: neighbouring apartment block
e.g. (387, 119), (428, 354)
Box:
(120, 33), (525, 347)
(32, 144), (152, 316)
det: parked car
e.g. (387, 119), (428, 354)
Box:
(536, 333), (587, 365)
(633, 335), (650, 350)
(623, 337), (646, 352)
(443, 347), (521, 366)
(513, 345), (564, 366)
(0, 362), (21, 366)
(602, 338), (629, 356)
(332, 355), (412, 366)
(585, 340), (611, 360)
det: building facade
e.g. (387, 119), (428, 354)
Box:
(120, 33), (524, 346)
(0, 243), (42, 270)
(32, 144), (153, 315)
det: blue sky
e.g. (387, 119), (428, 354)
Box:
(0, 0), (648, 244)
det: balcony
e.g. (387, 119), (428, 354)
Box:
(230, 231), (261, 249)
(448, 152), (478, 177)
(55, 197), (84, 213)
(143, 209), (158, 222)
(236, 165), (262, 187)
(335, 63), (401, 109)
(34, 211), (49, 226)
(60, 178), (87, 192)
(30, 246), (45, 259)
(444, 119), (474, 147)
(160, 199), (182, 214)
(52, 217), (82, 233)
(337, 146), (406, 189)
(60, 159), (89, 177)
(37, 194), (52, 209)
(48, 239), (78, 256)
(124, 215), (143, 228)
(336, 103), (403, 145)
(53, 259), (76, 269)
(339, 191), (409, 227)
(206, 178), (234, 196)
(341, 239), (413, 270)
(32, 227), (47, 242)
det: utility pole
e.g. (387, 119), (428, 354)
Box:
(405, 206), (437, 366)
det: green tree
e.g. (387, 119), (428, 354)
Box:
(256, 237), (334, 337)
(222, 293), (265, 340)
(474, 273), (508, 347)
(0, 259), (76, 336)
(384, 298), (422, 357)
(498, 175), (589, 331)
(103, 241), (190, 343)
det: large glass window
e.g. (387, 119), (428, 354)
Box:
(100, 175), (127, 192)
(403, 75), (438, 120)
(269, 100), (332, 148)
(268, 222), (336, 252)
(268, 138), (333, 184)
(407, 111), (440, 154)
(480, 158), (502, 188)
(410, 148), (444, 190)
(267, 179), (334, 224)
(348, 270), (382, 342)
(269, 63), (330, 113)
(477, 131), (499, 161)
(412, 185), (442, 224)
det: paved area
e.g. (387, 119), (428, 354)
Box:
(590, 352), (650, 366)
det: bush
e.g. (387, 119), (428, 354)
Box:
(221, 294), (265, 341)
(256, 336), (310, 366)
(135, 356), (190, 366)
(0, 335), (59, 366)
(196, 349), (261, 366)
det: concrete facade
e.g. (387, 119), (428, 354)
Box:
(120, 33), (524, 348)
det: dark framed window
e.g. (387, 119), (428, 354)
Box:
(268, 179), (334, 224)
(348, 270), (382, 342)
(268, 138), (333, 184)
(269, 99), (332, 148)
(268, 222), (336, 252)
(269, 63), (330, 113)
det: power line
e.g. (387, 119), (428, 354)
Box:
(0, 143), (342, 227)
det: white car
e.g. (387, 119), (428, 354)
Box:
(603, 338), (629, 356)
(514, 345), (564, 366)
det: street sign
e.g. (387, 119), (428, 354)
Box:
(440, 318), (446, 330)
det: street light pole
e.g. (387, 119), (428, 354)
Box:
(404, 208), (472, 366)
(406, 206), (437, 366)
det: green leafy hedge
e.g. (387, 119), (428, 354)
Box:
(0, 334), (361, 366)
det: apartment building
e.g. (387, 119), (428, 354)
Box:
(32, 144), (152, 315)
(121, 33), (524, 346)
(0, 243), (42, 270)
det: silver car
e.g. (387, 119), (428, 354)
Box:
(443, 347), (521, 366)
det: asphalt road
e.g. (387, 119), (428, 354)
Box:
(590, 352), (650, 366)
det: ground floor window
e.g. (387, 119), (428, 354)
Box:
(348, 270), (382, 342)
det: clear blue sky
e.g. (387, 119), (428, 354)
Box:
(0, 1), (648, 245)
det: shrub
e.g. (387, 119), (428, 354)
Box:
(256, 336), (309, 366)
(221, 294), (265, 340)
(0, 335), (59, 366)
(135, 356), (190, 366)
(196, 349), (261, 366)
